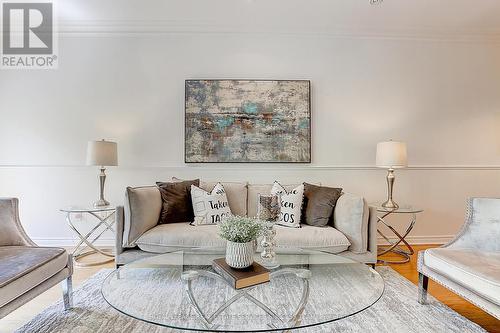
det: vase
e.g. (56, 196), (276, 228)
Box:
(225, 240), (255, 269)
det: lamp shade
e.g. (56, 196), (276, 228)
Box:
(86, 140), (118, 166)
(376, 141), (407, 169)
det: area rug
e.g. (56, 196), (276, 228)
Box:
(15, 267), (485, 333)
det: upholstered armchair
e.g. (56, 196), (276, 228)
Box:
(417, 197), (500, 319)
(0, 198), (73, 319)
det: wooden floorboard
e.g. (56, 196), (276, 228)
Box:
(0, 246), (498, 332)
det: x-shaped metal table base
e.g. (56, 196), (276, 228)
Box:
(64, 210), (116, 267)
(181, 267), (312, 332)
(377, 210), (418, 264)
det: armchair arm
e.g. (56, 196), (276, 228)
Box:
(0, 198), (36, 246)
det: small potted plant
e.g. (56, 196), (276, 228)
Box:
(218, 216), (264, 269)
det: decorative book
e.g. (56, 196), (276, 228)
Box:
(212, 258), (270, 289)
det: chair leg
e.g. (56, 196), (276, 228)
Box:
(62, 275), (73, 310)
(418, 272), (429, 304)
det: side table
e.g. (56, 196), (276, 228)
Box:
(60, 206), (116, 267)
(371, 205), (424, 264)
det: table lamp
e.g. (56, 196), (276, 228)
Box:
(376, 141), (407, 209)
(86, 139), (118, 207)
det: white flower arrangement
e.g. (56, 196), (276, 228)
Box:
(218, 216), (264, 243)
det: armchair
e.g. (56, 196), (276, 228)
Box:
(417, 197), (500, 319)
(0, 198), (73, 319)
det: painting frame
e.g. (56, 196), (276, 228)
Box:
(184, 79), (311, 164)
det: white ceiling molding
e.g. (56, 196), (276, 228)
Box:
(57, 19), (500, 43)
(54, 0), (500, 42)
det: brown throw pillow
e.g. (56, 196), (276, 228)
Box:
(156, 179), (199, 224)
(303, 183), (342, 227)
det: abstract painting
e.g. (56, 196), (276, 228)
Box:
(185, 80), (311, 163)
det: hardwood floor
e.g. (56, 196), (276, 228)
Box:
(1, 245), (498, 332)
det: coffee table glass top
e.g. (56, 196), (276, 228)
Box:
(102, 248), (384, 332)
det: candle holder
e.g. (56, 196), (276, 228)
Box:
(257, 194), (280, 269)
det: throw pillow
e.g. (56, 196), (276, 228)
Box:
(156, 179), (199, 224)
(271, 181), (304, 228)
(303, 183), (343, 227)
(256, 194), (280, 221)
(191, 183), (232, 225)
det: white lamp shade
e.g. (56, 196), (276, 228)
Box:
(86, 140), (118, 166)
(376, 141), (407, 169)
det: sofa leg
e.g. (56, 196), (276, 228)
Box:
(418, 272), (428, 304)
(62, 275), (73, 310)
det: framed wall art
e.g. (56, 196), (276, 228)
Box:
(185, 79), (311, 163)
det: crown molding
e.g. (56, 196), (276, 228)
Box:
(56, 20), (500, 43)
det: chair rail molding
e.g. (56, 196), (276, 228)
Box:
(1, 164), (500, 171)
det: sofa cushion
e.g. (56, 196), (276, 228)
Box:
(191, 183), (232, 225)
(333, 193), (368, 254)
(424, 248), (500, 305)
(136, 223), (225, 253)
(157, 179), (200, 224)
(0, 246), (68, 307)
(248, 184), (301, 218)
(274, 224), (350, 253)
(271, 182), (304, 228)
(136, 223), (350, 254)
(200, 181), (248, 217)
(123, 186), (162, 247)
(303, 183), (343, 227)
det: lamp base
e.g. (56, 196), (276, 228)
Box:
(381, 198), (399, 210)
(93, 199), (110, 208)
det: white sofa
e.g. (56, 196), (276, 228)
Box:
(115, 181), (378, 267)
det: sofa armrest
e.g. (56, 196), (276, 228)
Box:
(333, 193), (368, 254)
(123, 186), (162, 248)
(115, 206), (125, 259)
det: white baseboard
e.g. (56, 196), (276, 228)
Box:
(377, 235), (453, 245)
(33, 236), (452, 248)
(32, 238), (115, 247)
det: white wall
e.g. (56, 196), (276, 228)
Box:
(1, 0), (500, 246)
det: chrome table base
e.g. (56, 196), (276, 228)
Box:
(64, 210), (116, 267)
(181, 268), (312, 332)
(376, 210), (418, 264)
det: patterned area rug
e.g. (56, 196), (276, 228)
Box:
(15, 267), (485, 333)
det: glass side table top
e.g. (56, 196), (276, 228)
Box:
(102, 248), (384, 332)
(60, 205), (116, 213)
(370, 204), (423, 214)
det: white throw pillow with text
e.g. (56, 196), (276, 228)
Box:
(191, 183), (232, 225)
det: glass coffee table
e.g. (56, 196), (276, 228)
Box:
(102, 248), (384, 332)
